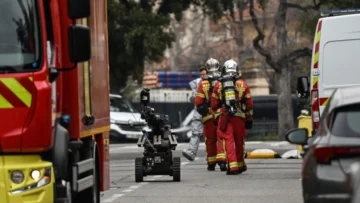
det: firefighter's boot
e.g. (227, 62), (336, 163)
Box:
(207, 164), (216, 171)
(218, 161), (227, 171)
(239, 165), (247, 173)
(226, 170), (239, 175)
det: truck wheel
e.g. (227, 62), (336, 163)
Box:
(172, 157), (181, 182)
(135, 157), (144, 182)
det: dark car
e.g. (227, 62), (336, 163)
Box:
(286, 86), (360, 203)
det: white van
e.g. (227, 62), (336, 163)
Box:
(297, 9), (360, 135)
(110, 94), (148, 141)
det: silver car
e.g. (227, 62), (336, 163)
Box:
(286, 86), (360, 203)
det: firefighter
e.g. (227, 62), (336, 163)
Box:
(182, 68), (206, 161)
(235, 68), (253, 173)
(211, 59), (253, 175)
(195, 58), (227, 171)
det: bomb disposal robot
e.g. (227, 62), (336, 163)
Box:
(135, 89), (181, 182)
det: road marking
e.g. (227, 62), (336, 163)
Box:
(109, 147), (125, 153)
(122, 189), (133, 193)
(101, 194), (124, 203)
(123, 146), (139, 149)
(101, 158), (193, 202)
(129, 185), (140, 189)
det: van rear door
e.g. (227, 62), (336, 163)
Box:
(315, 14), (360, 114)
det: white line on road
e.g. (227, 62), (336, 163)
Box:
(122, 189), (133, 193)
(101, 158), (194, 203)
(101, 194), (124, 203)
(129, 185), (141, 189)
(101, 183), (149, 203)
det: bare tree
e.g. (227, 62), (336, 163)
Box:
(248, 0), (321, 140)
(167, 5), (244, 72)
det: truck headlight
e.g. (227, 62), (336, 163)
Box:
(11, 170), (24, 184)
(31, 170), (40, 181)
(11, 167), (52, 195)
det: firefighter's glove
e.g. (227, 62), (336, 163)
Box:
(245, 120), (253, 129)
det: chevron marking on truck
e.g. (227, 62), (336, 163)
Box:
(320, 97), (329, 106)
(312, 76), (318, 89)
(312, 20), (322, 89)
(0, 77), (33, 108)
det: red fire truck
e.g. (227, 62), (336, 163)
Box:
(0, 0), (110, 202)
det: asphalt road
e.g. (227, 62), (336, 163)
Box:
(109, 141), (298, 160)
(101, 142), (303, 203)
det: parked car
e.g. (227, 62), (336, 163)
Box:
(171, 108), (194, 142)
(110, 94), (148, 142)
(285, 86), (360, 203)
(348, 161), (360, 203)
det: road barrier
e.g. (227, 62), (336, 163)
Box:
(245, 149), (281, 159)
(245, 149), (301, 159)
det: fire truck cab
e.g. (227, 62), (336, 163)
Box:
(297, 9), (360, 136)
(0, 0), (110, 202)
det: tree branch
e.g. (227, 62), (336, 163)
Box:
(286, 0), (321, 12)
(249, 0), (280, 72)
(278, 47), (312, 65)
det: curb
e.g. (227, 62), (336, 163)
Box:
(245, 149), (301, 159)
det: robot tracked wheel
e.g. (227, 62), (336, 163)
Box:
(135, 88), (181, 182)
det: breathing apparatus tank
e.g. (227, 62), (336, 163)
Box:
(220, 75), (237, 113)
(209, 75), (220, 93)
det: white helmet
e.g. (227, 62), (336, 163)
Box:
(205, 58), (220, 75)
(222, 59), (238, 75)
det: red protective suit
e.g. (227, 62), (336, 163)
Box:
(195, 79), (226, 168)
(211, 78), (253, 173)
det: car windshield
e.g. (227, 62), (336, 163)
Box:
(110, 97), (137, 113)
(0, 0), (41, 73)
(331, 104), (360, 137)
